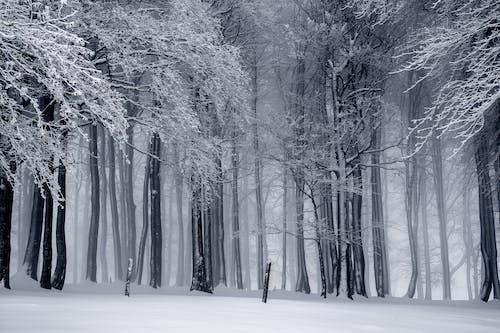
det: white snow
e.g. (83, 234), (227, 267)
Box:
(1, 284), (499, 333)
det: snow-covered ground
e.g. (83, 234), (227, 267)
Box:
(1, 284), (499, 333)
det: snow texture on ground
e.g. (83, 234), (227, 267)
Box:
(1, 283), (499, 333)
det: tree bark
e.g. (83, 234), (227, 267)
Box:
(0, 170), (14, 289)
(52, 163), (67, 290)
(99, 126), (109, 283)
(24, 184), (44, 280)
(190, 177), (212, 293)
(173, 144), (185, 286)
(431, 135), (451, 299)
(40, 182), (53, 289)
(149, 133), (162, 288)
(136, 150), (150, 285)
(371, 125), (390, 297)
(475, 136), (500, 301)
(86, 124), (100, 282)
(231, 137), (243, 289)
(108, 135), (123, 280)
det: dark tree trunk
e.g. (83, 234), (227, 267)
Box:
(0, 170), (14, 289)
(294, 172), (310, 294)
(190, 177), (212, 293)
(24, 184), (44, 280)
(251, 50), (266, 290)
(149, 134), (162, 288)
(371, 124), (390, 297)
(52, 163), (67, 290)
(99, 126), (109, 282)
(125, 128), (137, 279)
(475, 136), (500, 301)
(173, 144), (185, 286)
(108, 136), (123, 280)
(231, 137), (243, 289)
(282, 163), (288, 290)
(431, 135), (451, 299)
(40, 183), (53, 289)
(351, 165), (366, 297)
(203, 186), (213, 290)
(311, 189), (327, 298)
(137, 151), (150, 285)
(86, 124), (100, 282)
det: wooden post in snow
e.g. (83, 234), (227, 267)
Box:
(262, 262), (271, 303)
(125, 258), (133, 297)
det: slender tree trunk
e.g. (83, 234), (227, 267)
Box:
(118, 149), (129, 276)
(149, 133), (162, 288)
(99, 126), (109, 283)
(351, 165), (367, 297)
(125, 128), (136, 278)
(371, 125), (390, 297)
(242, 159), (251, 290)
(137, 151), (150, 285)
(431, 135), (451, 299)
(282, 162), (287, 290)
(40, 182), (53, 289)
(24, 184), (44, 280)
(311, 189), (327, 298)
(52, 163), (67, 290)
(86, 124), (100, 282)
(0, 169), (14, 289)
(173, 144), (185, 286)
(231, 137), (243, 289)
(463, 185), (473, 300)
(251, 50), (266, 290)
(475, 137), (500, 301)
(420, 170), (432, 300)
(108, 135), (122, 280)
(190, 177), (211, 293)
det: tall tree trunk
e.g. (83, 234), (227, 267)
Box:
(137, 151), (150, 285)
(282, 162), (288, 290)
(351, 165), (366, 297)
(203, 186), (213, 289)
(241, 159), (251, 290)
(173, 144), (185, 286)
(475, 136), (500, 301)
(431, 135), (451, 299)
(125, 128), (136, 278)
(149, 134), (162, 288)
(0, 168), (14, 289)
(99, 126), (109, 283)
(40, 183), (53, 289)
(311, 189), (327, 298)
(86, 124), (100, 282)
(190, 177), (212, 293)
(52, 162), (67, 290)
(462, 184), (474, 300)
(24, 184), (44, 280)
(108, 135), (122, 280)
(118, 149), (129, 276)
(420, 169), (432, 300)
(251, 50), (266, 290)
(371, 125), (390, 297)
(231, 137), (243, 289)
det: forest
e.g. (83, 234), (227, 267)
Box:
(0, 1), (499, 321)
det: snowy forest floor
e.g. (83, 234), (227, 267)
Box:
(1, 282), (499, 332)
